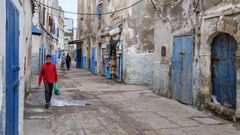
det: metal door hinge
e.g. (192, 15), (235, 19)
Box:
(12, 66), (20, 72)
(6, 21), (8, 30)
(13, 81), (19, 92)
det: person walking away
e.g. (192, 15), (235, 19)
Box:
(39, 55), (58, 109)
(61, 53), (66, 71)
(66, 53), (72, 70)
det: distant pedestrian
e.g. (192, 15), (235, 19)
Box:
(61, 53), (66, 71)
(39, 55), (58, 109)
(66, 53), (72, 70)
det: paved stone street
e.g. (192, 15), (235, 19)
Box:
(24, 68), (240, 135)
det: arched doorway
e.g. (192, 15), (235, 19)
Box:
(211, 33), (237, 109)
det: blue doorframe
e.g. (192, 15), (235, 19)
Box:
(40, 46), (46, 66)
(90, 48), (96, 73)
(118, 41), (123, 82)
(102, 48), (105, 75)
(212, 33), (237, 108)
(172, 36), (193, 105)
(105, 44), (111, 79)
(76, 48), (81, 68)
(6, 0), (20, 134)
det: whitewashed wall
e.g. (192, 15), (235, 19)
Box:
(0, 0), (7, 134)
(0, 0), (33, 134)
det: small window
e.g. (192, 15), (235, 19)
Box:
(57, 28), (59, 37)
(42, 7), (46, 25)
(96, 4), (102, 20)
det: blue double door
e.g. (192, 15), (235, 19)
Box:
(172, 36), (193, 104)
(212, 34), (237, 108)
(6, 0), (20, 135)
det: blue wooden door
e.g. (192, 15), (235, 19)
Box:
(82, 56), (86, 69)
(118, 41), (123, 82)
(90, 48), (95, 73)
(105, 44), (111, 79)
(40, 47), (46, 66)
(172, 36), (193, 104)
(212, 34), (237, 108)
(6, 0), (20, 134)
(102, 48), (105, 75)
(76, 49), (81, 68)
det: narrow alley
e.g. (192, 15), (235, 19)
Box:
(24, 67), (240, 135)
(2, 0), (240, 135)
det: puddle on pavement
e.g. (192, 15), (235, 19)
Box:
(28, 108), (45, 113)
(51, 97), (91, 107)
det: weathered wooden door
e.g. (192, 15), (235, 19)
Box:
(82, 56), (86, 69)
(212, 33), (237, 108)
(172, 36), (193, 104)
(102, 48), (105, 75)
(6, 0), (20, 134)
(117, 41), (123, 82)
(90, 48), (95, 73)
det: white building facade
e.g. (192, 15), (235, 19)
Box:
(32, 0), (65, 75)
(0, 0), (34, 135)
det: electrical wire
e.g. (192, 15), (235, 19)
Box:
(150, 0), (158, 10)
(34, 9), (97, 22)
(34, 4), (59, 40)
(33, 0), (144, 15)
(150, 0), (168, 22)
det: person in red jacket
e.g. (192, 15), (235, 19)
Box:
(39, 55), (58, 109)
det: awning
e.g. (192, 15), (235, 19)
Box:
(101, 27), (121, 37)
(109, 27), (121, 36)
(32, 25), (42, 36)
(68, 39), (84, 44)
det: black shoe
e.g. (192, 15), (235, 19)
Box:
(45, 103), (50, 109)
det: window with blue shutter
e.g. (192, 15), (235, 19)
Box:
(57, 28), (59, 37)
(96, 4), (102, 20)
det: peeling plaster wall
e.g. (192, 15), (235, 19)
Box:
(123, 0), (155, 84)
(153, 0), (200, 104)
(125, 46), (154, 85)
(31, 35), (41, 74)
(0, 0), (6, 133)
(122, 0), (155, 84)
(126, 0), (155, 52)
(77, 0), (155, 84)
(153, 0), (240, 115)
(200, 1), (240, 116)
(202, 0), (240, 10)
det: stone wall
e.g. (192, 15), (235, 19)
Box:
(152, 0), (240, 117)
(200, 1), (240, 117)
(125, 46), (154, 85)
(77, 0), (155, 85)
(153, 0), (198, 101)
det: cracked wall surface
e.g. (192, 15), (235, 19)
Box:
(153, 0), (198, 102)
(77, 0), (155, 84)
(153, 0), (240, 116)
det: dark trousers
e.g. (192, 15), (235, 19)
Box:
(66, 61), (71, 70)
(44, 83), (53, 104)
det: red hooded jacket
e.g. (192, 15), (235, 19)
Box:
(39, 63), (58, 85)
